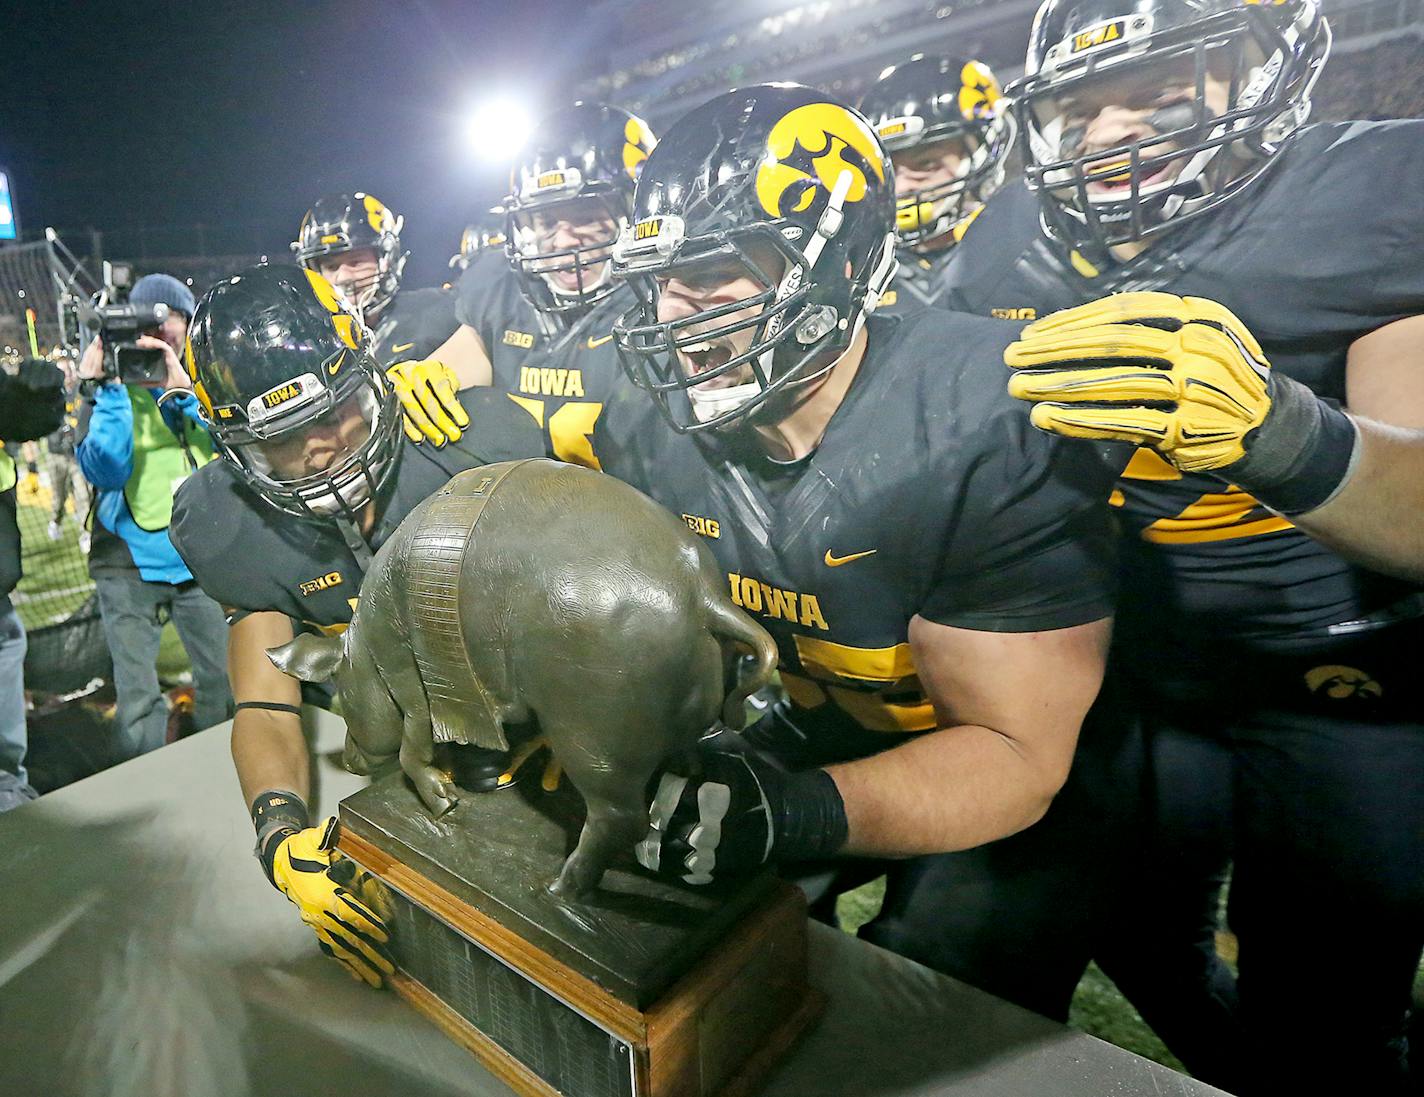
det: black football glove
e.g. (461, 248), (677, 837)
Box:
(636, 744), (847, 886)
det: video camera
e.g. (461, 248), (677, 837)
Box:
(80, 261), (170, 386)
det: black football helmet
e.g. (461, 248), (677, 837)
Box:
(503, 102), (656, 316)
(859, 54), (1014, 246)
(1010, 0), (1330, 253)
(449, 212), (507, 272)
(612, 84), (897, 434)
(291, 193), (408, 319)
(184, 264), (402, 526)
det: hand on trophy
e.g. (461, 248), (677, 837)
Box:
(386, 359), (469, 446)
(637, 745), (847, 885)
(267, 818), (396, 987)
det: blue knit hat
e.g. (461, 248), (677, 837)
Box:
(130, 273), (197, 318)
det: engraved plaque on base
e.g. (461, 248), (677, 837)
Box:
(336, 769), (823, 1097)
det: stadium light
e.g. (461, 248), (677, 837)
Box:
(462, 97), (534, 163)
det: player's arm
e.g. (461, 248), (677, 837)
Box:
(229, 609), (394, 987)
(385, 324), (490, 447)
(831, 615), (1109, 855)
(637, 616), (1110, 880)
(228, 610), (308, 809)
(428, 323), (493, 390)
(1004, 292), (1424, 582)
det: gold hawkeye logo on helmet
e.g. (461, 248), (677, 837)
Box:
(959, 61), (1003, 120)
(756, 103), (885, 219)
(303, 270), (361, 351)
(622, 116), (655, 179)
(361, 193), (392, 234)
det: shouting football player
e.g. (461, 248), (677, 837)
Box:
(592, 82), (1143, 998)
(169, 265), (544, 987)
(945, 0), (1424, 1091)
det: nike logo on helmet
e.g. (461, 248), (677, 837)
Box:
(391, 342), (415, 354)
(824, 548), (877, 567)
(586, 333), (614, 350)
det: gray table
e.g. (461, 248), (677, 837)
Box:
(0, 712), (1229, 1097)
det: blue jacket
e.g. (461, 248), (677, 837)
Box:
(77, 384), (211, 584)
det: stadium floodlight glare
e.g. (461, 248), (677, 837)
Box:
(463, 97), (534, 163)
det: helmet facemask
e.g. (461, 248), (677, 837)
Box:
(613, 206), (895, 434)
(506, 170), (629, 317)
(218, 355), (403, 524)
(886, 114), (1015, 246)
(1015, 2), (1329, 253)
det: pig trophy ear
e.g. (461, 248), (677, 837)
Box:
(266, 633), (344, 683)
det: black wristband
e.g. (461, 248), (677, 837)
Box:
(236, 700), (303, 717)
(251, 790), (309, 886)
(774, 768), (849, 862)
(1230, 372), (1360, 518)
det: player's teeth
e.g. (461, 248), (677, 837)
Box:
(683, 341), (712, 354)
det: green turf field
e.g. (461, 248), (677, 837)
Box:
(13, 457), (192, 680)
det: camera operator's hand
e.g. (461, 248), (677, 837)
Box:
(135, 334), (190, 392)
(77, 337), (107, 382)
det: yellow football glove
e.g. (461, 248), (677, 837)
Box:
(1004, 292), (1272, 473)
(20, 469), (41, 499)
(269, 818), (395, 988)
(386, 359), (469, 446)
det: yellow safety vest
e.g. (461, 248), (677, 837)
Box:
(124, 389), (214, 532)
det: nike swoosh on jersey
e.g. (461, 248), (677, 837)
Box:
(824, 548), (877, 567)
(391, 342), (415, 354)
(586, 333), (614, 349)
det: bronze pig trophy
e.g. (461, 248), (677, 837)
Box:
(267, 459), (778, 901)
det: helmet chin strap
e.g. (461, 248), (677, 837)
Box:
(333, 512), (373, 572)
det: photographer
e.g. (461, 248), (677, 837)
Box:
(0, 357), (66, 809)
(77, 273), (232, 763)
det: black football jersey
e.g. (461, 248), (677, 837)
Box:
(942, 121), (1424, 659)
(454, 253), (631, 467)
(370, 286), (460, 366)
(170, 387), (543, 632)
(874, 247), (952, 318)
(593, 309), (1122, 763)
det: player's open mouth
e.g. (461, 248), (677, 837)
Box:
(1085, 156), (1177, 195)
(679, 338), (744, 387)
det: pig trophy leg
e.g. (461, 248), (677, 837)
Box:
(550, 789), (649, 901)
(548, 758), (657, 901)
(397, 708), (461, 818)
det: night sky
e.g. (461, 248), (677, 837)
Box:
(0, 0), (597, 287)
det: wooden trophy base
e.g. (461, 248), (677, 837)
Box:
(336, 767), (823, 1097)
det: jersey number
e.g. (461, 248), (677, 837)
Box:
(508, 396), (603, 469)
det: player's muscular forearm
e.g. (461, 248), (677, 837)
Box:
(828, 723), (1067, 856)
(829, 614), (1109, 857)
(1289, 419), (1424, 584)
(428, 324), (493, 389)
(228, 611), (309, 807)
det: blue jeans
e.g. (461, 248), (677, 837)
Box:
(94, 574), (233, 763)
(0, 596), (28, 783)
